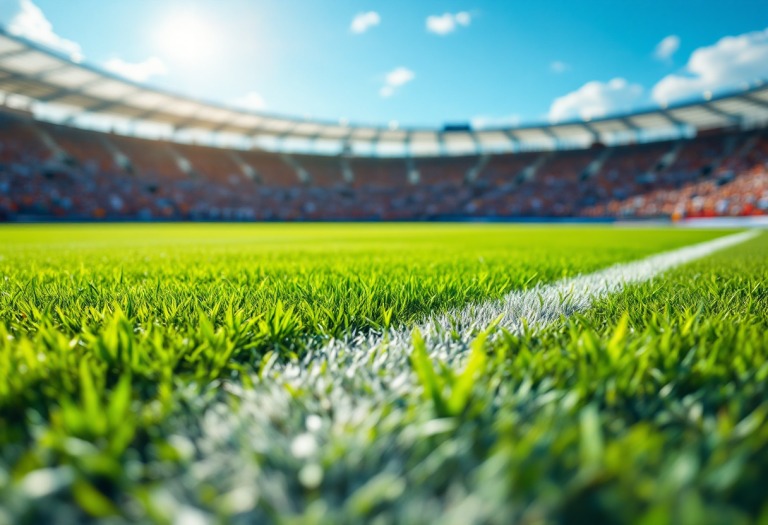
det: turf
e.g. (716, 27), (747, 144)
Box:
(0, 223), (757, 524)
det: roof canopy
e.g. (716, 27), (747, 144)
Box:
(1, 27), (767, 156)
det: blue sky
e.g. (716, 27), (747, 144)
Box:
(2, 0), (768, 128)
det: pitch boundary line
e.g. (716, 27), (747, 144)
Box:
(448, 229), (760, 339)
(303, 230), (759, 363)
(258, 229), (761, 386)
(169, 230), (759, 518)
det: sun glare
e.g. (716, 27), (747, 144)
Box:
(156, 11), (219, 63)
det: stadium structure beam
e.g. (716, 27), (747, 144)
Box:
(340, 138), (353, 155)
(436, 132), (447, 157)
(80, 98), (129, 114)
(702, 103), (740, 124)
(739, 94), (768, 110)
(0, 71), (29, 88)
(64, 97), (165, 127)
(247, 124), (268, 136)
(36, 78), (111, 103)
(293, 125), (353, 147)
(64, 102), (119, 126)
(33, 73), (141, 127)
(278, 123), (301, 139)
(618, 117), (637, 131)
(308, 132), (342, 155)
(341, 127), (355, 141)
(469, 131), (482, 156)
(581, 121), (601, 142)
(539, 126), (560, 150)
(404, 131), (413, 157)
(616, 116), (643, 144)
(78, 87), (162, 115)
(335, 128), (355, 145)
(124, 106), (173, 126)
(0, 48), (35, 61)
(0, 64), (72, 88)
(503, 129), (520, 153)
(173, 109), (217, 133)
(212, 121), (233, 132)
(368, 129), (383, 157)
(660, 109), (684, 127)
(311, 131), (353, 154)
(212, 115), (259, 133)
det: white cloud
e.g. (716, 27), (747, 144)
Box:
(550, 61), (569, 73)
(380, 67), (415, 98)
(654, 35), (680, 61)
(350, 11), (380, 34)
(455, 12), (471, 26)
(549, 78), (644, 122)
(385, 67), (415, 87)
(652, 28), (768, 105)
(104, 57), (168, 83)
(471, 114), (521, 130)
(426, 12), (471, 36)
(232, 92), (267, 111)
(1, 0), (81, 58)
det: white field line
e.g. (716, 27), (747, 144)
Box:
(217, 229), (757, 427)
(167, 230), (758, 518)
(446, 229), (760, 338)
(286, 229), (760, 375)
(211, 230), (761, 407)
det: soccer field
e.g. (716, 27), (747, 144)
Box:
(1, 224), (767, 524)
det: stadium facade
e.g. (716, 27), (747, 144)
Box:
(0, 27), (767, 222)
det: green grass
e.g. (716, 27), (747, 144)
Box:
(0, 223), (757, 524)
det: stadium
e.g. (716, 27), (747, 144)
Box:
(0, 26), (767, 223)
(1, 1), (768, 524)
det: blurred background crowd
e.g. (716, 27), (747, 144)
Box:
(1, 109), (766, 222)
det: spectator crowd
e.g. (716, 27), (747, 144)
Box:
(0, 109), (766, 222)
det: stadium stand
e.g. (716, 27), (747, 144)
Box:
(1, 27), (767, 223)
(582, 130), (768, 219)
(1, 104), (767, 223)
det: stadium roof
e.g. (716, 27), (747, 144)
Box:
(1, 26), (768, 156)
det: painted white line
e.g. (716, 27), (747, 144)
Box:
(451, 229), (759, 337)
(166, 230), (759, 519)
(292, 229), (759, 375)
(199, 230), (760, 426)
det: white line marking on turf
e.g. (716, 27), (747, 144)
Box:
(221, 229), (762, 394)
(299, 229), (759, 371)
(227, 229), (762, 400)
(169, 230), (759, 516)
(449, 229), (760, 337)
